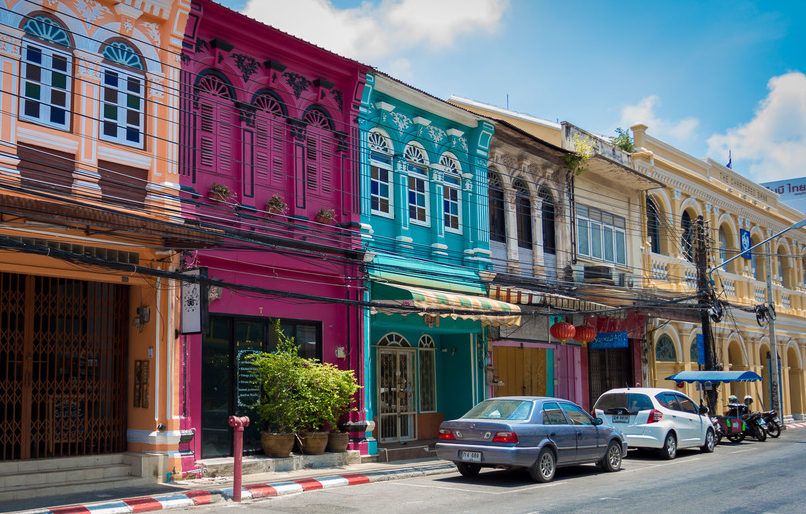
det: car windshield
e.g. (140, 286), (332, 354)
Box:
(595, 392), (653, 415)
(461, 399), (533, 420)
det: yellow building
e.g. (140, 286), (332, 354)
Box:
(632, 124), (806, 420)
(0, 0), (193, 495)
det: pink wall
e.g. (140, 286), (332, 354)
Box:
(178, 0), (369, 464)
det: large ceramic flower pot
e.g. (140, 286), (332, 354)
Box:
(326, 431), (349, 453)
(297, 431), (329, 455)
(261, 432), (294, 458)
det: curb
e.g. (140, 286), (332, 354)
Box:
(23, 463), (456, 514)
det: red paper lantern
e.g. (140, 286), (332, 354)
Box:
(550, 322), (576, 344)
(574, 325), (597, 345)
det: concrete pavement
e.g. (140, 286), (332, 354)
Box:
(194, 428), (806, 514)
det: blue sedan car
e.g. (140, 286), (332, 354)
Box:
(435, 396), (628, 482)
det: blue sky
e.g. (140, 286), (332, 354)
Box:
(217, 0), (806, 182)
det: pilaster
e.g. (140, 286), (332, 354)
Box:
(73, 49), (103, 197)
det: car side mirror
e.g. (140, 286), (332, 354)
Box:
(699, 406), (709, 415)
(592, 417), (604, 426)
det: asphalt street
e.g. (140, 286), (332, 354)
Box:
(191, 428), (806, 514)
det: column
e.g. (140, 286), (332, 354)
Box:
(531, 194), (544, 277)
(73, 49), (103, 197)
(0, 26), (22, 184)
(395, 160), (413, 250)
(504, 188), (518, 274)
(430, 166), (447, 257)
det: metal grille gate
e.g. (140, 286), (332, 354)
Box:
(0, 272), (128, 460)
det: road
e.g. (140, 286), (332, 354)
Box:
(194, 429), (806, 514)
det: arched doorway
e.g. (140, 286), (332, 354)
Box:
(727, 339), (748, 402)
(681, 210), (694, 262)
(377, 333), (416, 443)
(787, 346), (804, 418)
(759, 345), (771, 410)
(647, 196), (663, 255)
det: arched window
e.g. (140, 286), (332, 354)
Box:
(20, 15), (72, 130)
(513, 179), (532, 249)
(681, 211), (694, 262)
(418, 335), (436, 412)
(439, 154), (461, 233)
(303, 107), (335, 197)
(99, 40), (145, 147)
(369, 130), (393, 216)
(751, 235), (763, 281)
(488, 171), (505, 243)
(655, 335), (677, 362)
(377, 333), (410, 347)
(405, 144), (429, 225)
(194, 72), (238, 186)
(647, 196), (661, 254)
(538, 185), (555, 255)
(777, 246), (788, 287)
(253, 92), (286, 185)
(802, 254), (806, 286)
(719, 226), (729, 271)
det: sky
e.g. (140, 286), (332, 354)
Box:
(216, 0), (806, 184)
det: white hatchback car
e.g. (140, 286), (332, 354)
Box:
(593, 387), (716, 459)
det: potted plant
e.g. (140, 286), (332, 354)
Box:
(314, 208), (336, 225)
(266, 194), (288, 216)
(209, 183), (233, 203)
(247, 321), (303, 458)
(324, 365), (360, 452)
(294, 362), (331, 455)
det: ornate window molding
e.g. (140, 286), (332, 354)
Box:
(369, 130), (394, 218)
(405, 143), (430, 227)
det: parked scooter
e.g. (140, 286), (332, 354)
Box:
(760, 409), (781, 438)
(726, 395), (767, 442)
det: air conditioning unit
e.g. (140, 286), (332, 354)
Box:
(583, 265), (614, 285)
(617, 272), (634, 288)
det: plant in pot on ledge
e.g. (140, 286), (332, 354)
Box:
(247, 321), (304, 458)
(322, 364), (360, 453)
(209, 182), (233, 203)
(266, 194), (288, 216)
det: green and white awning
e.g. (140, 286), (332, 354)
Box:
(373, 283), (521, 328)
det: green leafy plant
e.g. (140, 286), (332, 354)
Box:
(266, 194), (288, 215)
(564, 133), (596, 176)
(315, 208), (336, 224)
(612, 127), (635, 152)
(209, 183), (232, 201)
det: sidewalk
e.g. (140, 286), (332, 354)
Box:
(6, 458), (455, 514)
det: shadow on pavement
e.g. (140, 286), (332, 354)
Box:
(0, 483), (188, 514)
(432, 464), (610, 488)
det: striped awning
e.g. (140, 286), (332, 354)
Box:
(374, 283), (521, 327)
(490, 285), (615, 313)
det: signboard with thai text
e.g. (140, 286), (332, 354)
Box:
(589, 331), (629, 350)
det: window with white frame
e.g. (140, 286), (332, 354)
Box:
(405, 144), (429, 225)
(418, 335), (436, 412)
(20, 16), (72, 130)
(440, 154), (461, 233)
(100, 41), (145, 148)
(369, 131), (393, 216)
(576, 205), (627, 265)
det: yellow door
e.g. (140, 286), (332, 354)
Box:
(493, 346), (548, 397)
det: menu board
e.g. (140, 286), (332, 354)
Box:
(236, 349), (261, 408)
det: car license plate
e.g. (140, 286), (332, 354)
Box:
(460, 451), (482, 463)
(612, 415), (629, 423)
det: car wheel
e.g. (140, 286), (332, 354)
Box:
(700, 428), (716, 453)
(456, 462), (481, 478)
(529, 448), (556, 483)
(600, 441), (622, 472)
(660, 432), (677, 460)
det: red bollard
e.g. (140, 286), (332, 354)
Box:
(228, 415), (250, 502)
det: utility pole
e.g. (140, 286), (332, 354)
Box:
(695, 216), (717, 415)
(764, 241), (784, 428)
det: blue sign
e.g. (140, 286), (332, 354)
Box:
(740, 229), (752, 260)
(696, 334), (705, 365)
(590, 331), (629, 350)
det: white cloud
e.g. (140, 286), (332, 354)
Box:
(618, 95), (699, 142)
(241, 0), (508, 65)
(707, 72), (806, 182)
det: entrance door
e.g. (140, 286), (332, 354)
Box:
(588, 348), (632, 405)
(378, 348), (416, 443)
(492, 345), (548, 397)
(0, 272), (128, 460)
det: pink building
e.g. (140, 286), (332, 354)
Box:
(178, 0), (369, 464)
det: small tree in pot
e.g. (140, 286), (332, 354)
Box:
(247, 321), (303, 457)
(323, 365), (359, 452)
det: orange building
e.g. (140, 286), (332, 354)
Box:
(0, 0), (193, 496)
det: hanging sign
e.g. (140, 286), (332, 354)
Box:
(589, 331), (628, 349)
(181, 269), (202, 334)
(740, 229), (752, 260)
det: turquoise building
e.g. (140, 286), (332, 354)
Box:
(358, 73), (520, 455)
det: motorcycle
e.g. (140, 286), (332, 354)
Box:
(726, 403), (767, 442)
(760, 410), (781, 438)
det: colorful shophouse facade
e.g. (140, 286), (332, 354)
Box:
(178, 0), (369, 465)
(0, 0), (192, 478)
(358, 74), (520, 455)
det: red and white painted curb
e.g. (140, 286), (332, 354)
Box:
(25, 463), (455, 514)
(787, 421), (806, 430)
